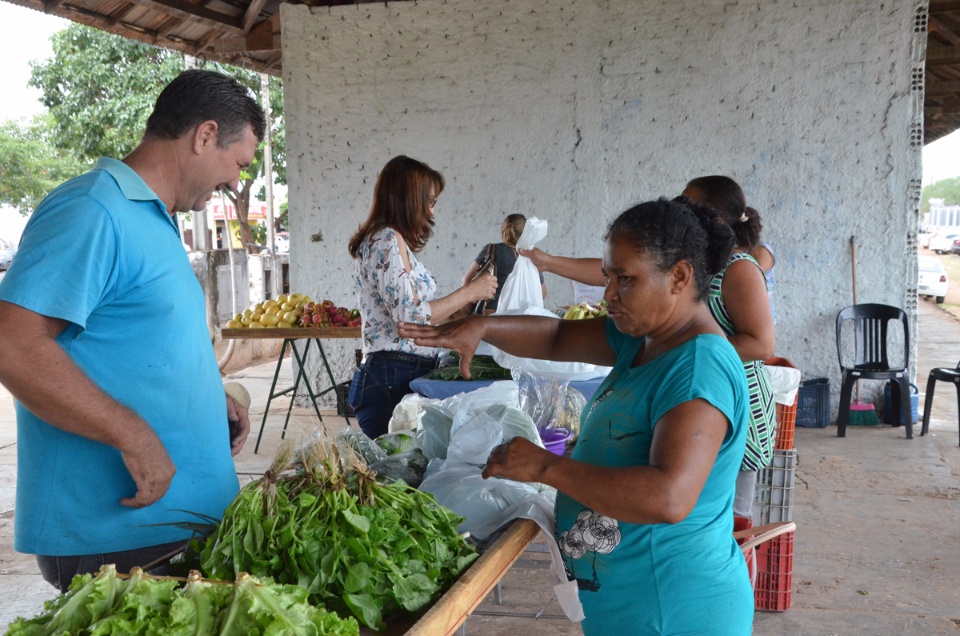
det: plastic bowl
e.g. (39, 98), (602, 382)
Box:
(540, 427), (572, 456)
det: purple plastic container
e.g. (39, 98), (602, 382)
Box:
(540, 427), (572, 456)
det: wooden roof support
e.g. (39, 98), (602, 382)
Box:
(135, 0), (246, 35)
(927, 44), (960, 65)
(926, 79), (960, 96)
(215, 13), (279, 52)
(242, 0), (267, 33)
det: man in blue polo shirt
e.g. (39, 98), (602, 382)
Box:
(0, 69), (265, 592)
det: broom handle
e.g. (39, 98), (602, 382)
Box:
(850, 236), (858, 305)
(850, 236), (860, 403)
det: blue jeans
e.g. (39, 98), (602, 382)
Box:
(348, 351), (437, 439)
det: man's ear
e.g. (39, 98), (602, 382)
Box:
(670, 260), (694, 295)
(192, 120), (220, 154)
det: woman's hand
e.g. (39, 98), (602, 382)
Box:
(483, 437), (558, 483)
(398, 317), (486, 378)
(517, 247), (551, 271)
(467, 273), (498, 302)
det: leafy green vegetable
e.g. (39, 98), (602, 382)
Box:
(197, 440), (478, 630)
(374, 431), (416, 456)
(4, 567), (358, 636)
(424, 354), (511, 381)
(368, 448), (429, 488)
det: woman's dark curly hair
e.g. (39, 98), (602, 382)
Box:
(604, 197), (735, 301)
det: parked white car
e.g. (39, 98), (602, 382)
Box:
(0, 245), (15, 271)
(928, 229), (960, 254)
(918, 255), (948, 304)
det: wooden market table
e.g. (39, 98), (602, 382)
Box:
(222, 327), (361, 453)
(364, 518), (543, 636)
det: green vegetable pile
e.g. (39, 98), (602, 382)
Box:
(197, 440), (478, 630)
(424, 354), (511, 381)
(5, 565), (357, 636)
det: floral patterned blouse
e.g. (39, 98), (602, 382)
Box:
(353, 227), (438, 357)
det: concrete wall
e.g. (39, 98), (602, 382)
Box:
(280, 0), (926, 409)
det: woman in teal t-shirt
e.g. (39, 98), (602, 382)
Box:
(400, 198), (755, 635)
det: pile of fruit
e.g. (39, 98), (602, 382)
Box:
(225, 294), (360, 329)
(298, 299), (361, 328)
(561, 300), (608, 320)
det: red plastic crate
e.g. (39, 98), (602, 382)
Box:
(766, 357), (798, 450)
(754, 531), (794, 611)
(774, 395), (797, 450)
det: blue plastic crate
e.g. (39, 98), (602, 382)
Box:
(796, 378), (829, 428)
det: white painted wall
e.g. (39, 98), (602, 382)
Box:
(281, 0), (925, 412)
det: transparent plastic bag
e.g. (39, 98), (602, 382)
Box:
(515, 370), (587, 439)
(334, 429), (387, 465)
(418, 465), (555, 541)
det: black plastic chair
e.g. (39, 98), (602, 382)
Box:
(920, 361), (960, 446)
(835, 304), (912, 438)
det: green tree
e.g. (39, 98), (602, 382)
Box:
(921, 176), (960, 215)
(27, 24), (286, 252)
(29, 25), (184, 162)
(0, 116), (85, 211)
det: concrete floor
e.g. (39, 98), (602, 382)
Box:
(2, 299), (960, 634)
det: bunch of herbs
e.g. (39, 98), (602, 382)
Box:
(197, 439), (478, 630)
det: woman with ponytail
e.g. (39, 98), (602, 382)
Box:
(682, 176), (776, 522)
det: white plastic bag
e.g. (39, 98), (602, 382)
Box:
(489, 305), (612, 381)
(497, 217), (548, 311)
(765, 365), (802, 406)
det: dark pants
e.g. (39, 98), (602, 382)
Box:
(36, 539), (186, 593)
(348, 351), (437, 439)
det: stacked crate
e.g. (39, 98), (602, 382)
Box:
(755, 358), (799, 612)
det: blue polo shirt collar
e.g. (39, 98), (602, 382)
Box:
(94, 157), (178, 230)
(94, 157), (161, 201)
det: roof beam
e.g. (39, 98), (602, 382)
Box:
(926, 79), (960, 95)
(927, 44), (960, 65)
(242, 0), (268, 33)
(155, 15), (184, 41)
(132, 0), (246, 35)
(930, 1), (960, 11)
(215, 13), (279, 52)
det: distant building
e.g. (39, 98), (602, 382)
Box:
(927, 199), (960, 229)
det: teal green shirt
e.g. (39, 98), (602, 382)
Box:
(555, 320), (754, 634)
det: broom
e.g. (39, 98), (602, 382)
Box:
(848, 235), (880, 425)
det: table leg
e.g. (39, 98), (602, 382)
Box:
(254, 338), (290, 455)
(314, 338), (353, 427)
(284, 339), (326, 440)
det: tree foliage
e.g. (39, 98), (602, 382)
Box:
(0, 116), (86, 211)
(921, 176), (960, 215)
(20, 23), (286, 252)
(29, 25), (184, 162)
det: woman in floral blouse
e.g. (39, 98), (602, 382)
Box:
(347, 155), (498, 438)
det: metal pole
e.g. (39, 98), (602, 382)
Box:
(261, 73), (275, 256)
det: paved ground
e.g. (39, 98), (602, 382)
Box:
(2, 298), (960, 634)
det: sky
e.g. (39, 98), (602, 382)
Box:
(0, 3), (958, 243)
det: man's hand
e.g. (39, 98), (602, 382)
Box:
(223, 382), (252, 456)
(226, 394), (251, 456)
(118, 429), (176, 508)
